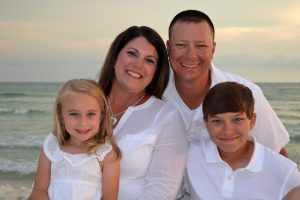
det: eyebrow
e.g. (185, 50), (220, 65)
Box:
(66, 109), (99, 112)
(127, 47), (158, 60)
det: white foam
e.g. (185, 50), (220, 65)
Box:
(13, 108), (28, 114)
(0, 159), (36, 175)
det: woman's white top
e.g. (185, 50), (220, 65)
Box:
(43, 133), (112, 200)
(186, 136), (300, 200)
(114, 96), (188, 200)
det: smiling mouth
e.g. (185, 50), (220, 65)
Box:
(221, 137), (238, 143)
(181, 63), (198, 68)
(76, 130), (90, 134)
(127, 70), (142, 78)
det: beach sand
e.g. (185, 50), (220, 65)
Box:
(0, 177), (32, 200)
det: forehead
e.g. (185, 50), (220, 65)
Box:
(210, 112), (247, 118)
(63, 92), (98, 106)
(122, 36), (158, 57)
(170, 21), (213, 41)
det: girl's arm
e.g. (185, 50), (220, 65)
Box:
(28, 150), (51, 200)
(101, 150), (120, 200)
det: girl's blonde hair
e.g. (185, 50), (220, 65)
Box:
(53, 79), (121, 158)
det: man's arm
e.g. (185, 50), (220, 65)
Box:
(280, 147), (288, 157)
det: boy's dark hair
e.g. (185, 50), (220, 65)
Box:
(202, 82), (254, 120)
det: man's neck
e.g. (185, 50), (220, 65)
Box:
(174, 70), (211, 110)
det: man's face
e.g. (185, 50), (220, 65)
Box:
(167, 21), (216, 84)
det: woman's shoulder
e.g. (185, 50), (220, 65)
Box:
(150, 96), (180, 113)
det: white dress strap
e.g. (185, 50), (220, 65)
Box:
(96, 142), (113, 161)
(43, 133), (64, 163)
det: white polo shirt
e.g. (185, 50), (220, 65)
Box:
(186, 136), (300, 200)
(164, 64), (289, 152)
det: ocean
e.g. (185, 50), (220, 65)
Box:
(0, 82), (299, 199)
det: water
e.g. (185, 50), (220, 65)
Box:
(0, 82), (299, 197)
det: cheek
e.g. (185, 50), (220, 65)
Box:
(169, 48), (182, 59)
(207, 125), (220, 136)
(147, 65), (156, 77)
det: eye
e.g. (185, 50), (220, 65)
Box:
(233, 117), (245, 123)
(195, 44), (207, 49)
(127, 50), (137, 57)
(145, 58), (156, 65)
(211, 119), (222, 124)
(87, 112), (96, 117)
(175, 43), (187, 49)
(69, 112), (78, 116)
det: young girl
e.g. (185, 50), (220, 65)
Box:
(28, 79), (121, 200)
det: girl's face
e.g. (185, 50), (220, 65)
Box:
(61, 92), (101, 146)
(113, 36), (158, 94)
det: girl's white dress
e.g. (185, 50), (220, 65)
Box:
(43, 133), (112, 200)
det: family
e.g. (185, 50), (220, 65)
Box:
(28, 10), (300, 200)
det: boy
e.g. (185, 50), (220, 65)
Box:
(186, 82), (300, 199)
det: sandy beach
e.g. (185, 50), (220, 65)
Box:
(0, 177), (32, 200)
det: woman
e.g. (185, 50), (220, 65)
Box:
(98, 26), (188, 200)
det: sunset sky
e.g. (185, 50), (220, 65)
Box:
(1, 0), (300, 82)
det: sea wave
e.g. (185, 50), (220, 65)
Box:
(0, 107), (48, 115)
(0, 92), (54, 98)
(290, 135), (300, 142)
(0, 159), (36, 175)
(0, 138), (43, 149)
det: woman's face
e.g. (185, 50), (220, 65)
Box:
(113, 36), (158, 94)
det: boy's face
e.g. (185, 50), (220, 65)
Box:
(205, 112), (256, 155)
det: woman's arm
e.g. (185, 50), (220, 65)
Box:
(28, 150), (50, 200)
(102, 150), (120, 200)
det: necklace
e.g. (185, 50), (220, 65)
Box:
(107, 93), (146, 126)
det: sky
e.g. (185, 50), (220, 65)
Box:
(0, 0), (300, 82)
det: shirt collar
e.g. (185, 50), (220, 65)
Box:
(205, 135), (264, 172)
(210, 63), (227, 88)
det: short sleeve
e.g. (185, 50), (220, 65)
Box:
(95, 143), (113, 161)
(282, 165), (300, 197)
(43, 133), (64, 163)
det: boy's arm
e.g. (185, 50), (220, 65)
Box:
(101, 150), (120, 200)
(28, 150), (50, 200)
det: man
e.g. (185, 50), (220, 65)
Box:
(164, 9), (289, 156)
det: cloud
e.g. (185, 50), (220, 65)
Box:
(276, 4), (300, 25)
(218, 26), (299, 43)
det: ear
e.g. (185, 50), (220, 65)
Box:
(166, 40), (170, 54)
(203, 117), (208, 128)
(211, 42), (216, 59)
(250, 113), (256, 130)
(212, 42), (216, 54)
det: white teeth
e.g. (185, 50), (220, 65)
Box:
(78, 130), (89, 134)
(182, 63), (198, 68)
(127, 70), (141, 78)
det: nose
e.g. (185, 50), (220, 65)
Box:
(223, 122), (233, 134)
(186, 45), (197, 58)
(134, 57), (144, 69)
(79, 115), (88, 125)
